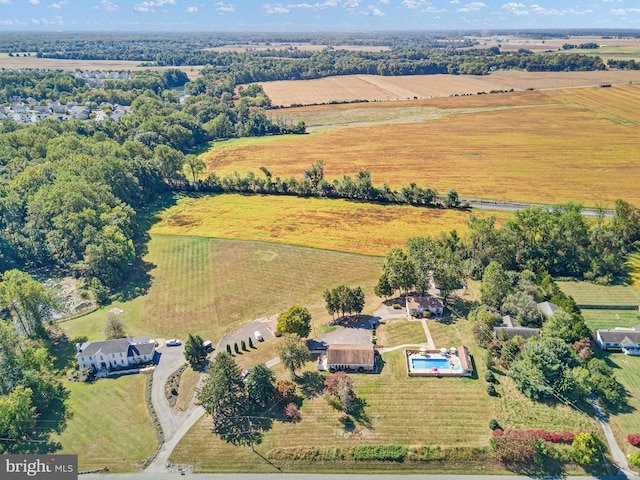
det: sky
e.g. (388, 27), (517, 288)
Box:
(0, 0), (639, 32)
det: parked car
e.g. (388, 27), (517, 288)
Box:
(203, 340), (213, 351)
(165, 339), (181, 347)
(254, 330), (264, 342)
(241, 369), (251, 380)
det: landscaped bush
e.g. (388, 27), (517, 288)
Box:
(486, 384), (497, 396)
(392, 303), (402, 309)
(284, 402), (300, 421)
(484, 371), (496, 383)
(629, 451), (640, 468)
(628, 433), (640, 447)
(570, 432), (602, 465)
(352, 444), (408, 462)
(489, 418), (500, 431)
(491, 429), (548, 466)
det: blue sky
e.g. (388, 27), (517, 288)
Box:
(0, 0), (638, 31)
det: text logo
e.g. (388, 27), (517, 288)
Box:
(2, 455), (77, 480)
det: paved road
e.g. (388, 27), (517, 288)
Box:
(468, 199), (613, 218)
(83, 473), (637, 480)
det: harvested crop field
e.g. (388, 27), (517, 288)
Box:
(205, 86), (640, 206)
(260, 71), (640, 106)
(149, 194), (510, 256)
(0, 54), (202, 78)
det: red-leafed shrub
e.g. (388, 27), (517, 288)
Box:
(284, 402), (300, 421)
(561, 430), (575, 444)
(551, 432), (562, 443)
(492, 429), (504, 436)
(627, 433), (640, 447)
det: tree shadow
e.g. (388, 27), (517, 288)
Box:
(349, 396), (372, 428)
(340, 414), (356, 432)
(294, 371), (325, 399)
(47, 327), (88, 372)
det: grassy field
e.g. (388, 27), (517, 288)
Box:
(604, 353), (640, 455)
(377, 318), (426, 347)
(581, 309), (640, 331)
(53, 374), (156, 473)
(59, 235), (383, 344)
(149, 194), (511, 257)
(172, 318), (598, 473)
(556, 280), (640, 306)
(175, 366), (201, 412)
(203, 86), (640, 206)
(171, 348), (498, 473)
(629, 253), (640, 293)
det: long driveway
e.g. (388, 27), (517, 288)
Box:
(589, 394), (635, 476)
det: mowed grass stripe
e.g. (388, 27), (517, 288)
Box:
(556, 280), (640, 306)
(60, 236), (383, 343)
(605, 354), (640, 455)
(53, 375), (156, 473)
(150, 194), (511, 256)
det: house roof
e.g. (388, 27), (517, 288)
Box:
(458, 345), (472, 371)
(327, 344), (375, 366)
(537, 301), (559, 318)
(500, 315), (515, 328)
(407, 295), (444, 310)
(597, 329), (640, 345)
(494, 326), (541, 340)
(77, 338), (155, 358)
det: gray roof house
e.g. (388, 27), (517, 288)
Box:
(317, 344), (377, 372)
(596, 326), (640, 356)
(76, 336), (156, 370)
(494, 315), (540, 340)
(537, 301), (559, 319)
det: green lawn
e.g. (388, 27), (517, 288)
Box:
(603, 353), (640, 455)
(557, 280), (640, 307)
(59, 235), (383, 345)
(582, 309), (640, 331)
(377, 318), (425, 347)
(53, 374), (156, 473)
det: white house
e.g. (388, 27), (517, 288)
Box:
(406, 295), (444, 317)
(596, 326), (640, 356)
(76, 336), (156, 370)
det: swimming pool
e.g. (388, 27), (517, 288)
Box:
(410, 357), (462, 371)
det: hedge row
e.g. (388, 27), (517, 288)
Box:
(268, 445), (491, 464)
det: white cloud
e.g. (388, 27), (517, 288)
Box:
(133, 0), (175, 12)
(28, 0), (40, 4)
(502, 2), (527, 15)
(367, 5), (384, 15)
(48, 0), (67, 9)
(186, 6), (197, 12)
(96, 0), (118, 11)
(264, 3), (290, 14)
(0, 0), (12, 4)
(611, 7), (640, 14)
(379, 0), (389, 4)
(530, 4), (563, 15)
(343, 0), (360, 8)
(215, 2), (236, 13)
(402, 0), (425, 8)
(457, 2), (486, 12)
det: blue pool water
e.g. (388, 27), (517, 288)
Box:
(411, 357), (461, 371)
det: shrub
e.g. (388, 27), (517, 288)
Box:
(484, 371), (496, 383)
(392, 303), (402, 309)
(234, 342), (239, 354)
(628, 433), (640, 447)
(629, 451), (640, 468)
(241, 340), (247, 351)
(248, 337), (254, 348)
(570, 432), (602, 465)
(170, 387), (178, 396)
(352, 444), (408, 462)
(491, 429), (547, 466)
(492, 428), (504, 436)
(274, 379), (297, 403)
(489, 418), (500, 431)
(486, 384), (497, 396)
(226, 344), (232, 355)
(284, 402), (300, 421)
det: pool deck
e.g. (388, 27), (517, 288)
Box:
(405, 346), (474, 378)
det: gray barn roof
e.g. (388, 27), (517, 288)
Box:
(77, 338), (155, 358)
(494, 326), (541, 340)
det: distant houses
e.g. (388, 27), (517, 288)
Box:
(493, 314), (541, 340)
(596, 326), (640, 356)
(0, 96), (130, 125)
(406, 295), (444, 318)
(76, 336), (156, 371)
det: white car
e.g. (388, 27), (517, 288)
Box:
(165, 339), (181, 347)
(254, 330), (264, 342)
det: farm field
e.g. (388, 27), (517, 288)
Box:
(260, 71), (640, 106)
(209, 43), (389, 53)
(149, 194), (511, 256)
(204, 86), (640, 206)
(59, 235), (383, 345)
(53, 374), (156, 473)
(581, 309), (640, 331)
(0, 54), (203, 78)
